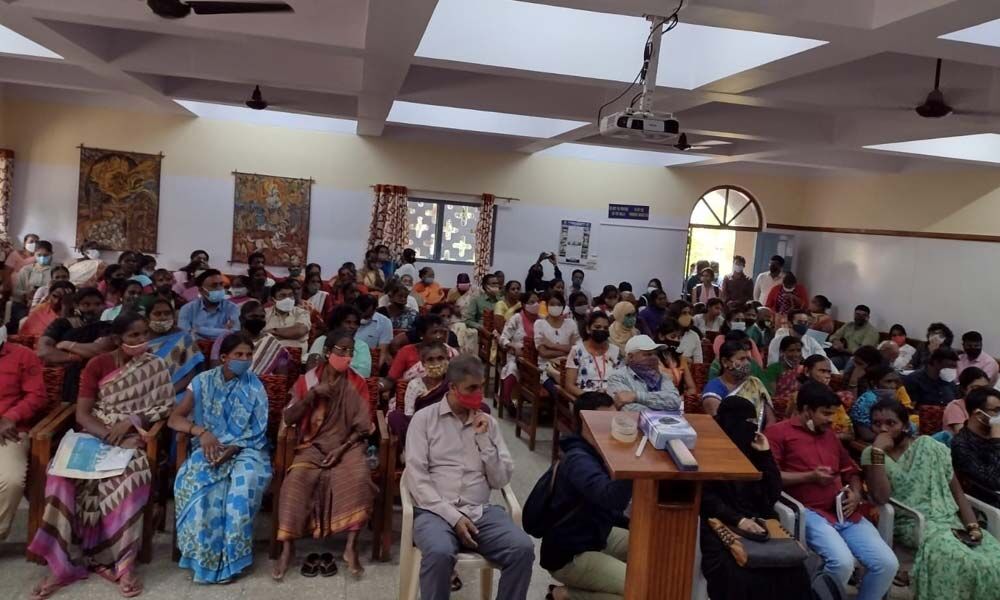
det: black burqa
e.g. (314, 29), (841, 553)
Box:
(699, 395), (812, 600)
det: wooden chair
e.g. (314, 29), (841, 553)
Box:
(477, 310), (495, 392)
(492, 315), (507, 411)
(196, 338), (214, 361)
(917, 404), (944, 435)
(551, 363), (577, 464)
(701, 339), (716, 363)
(513, 340), (548, 451)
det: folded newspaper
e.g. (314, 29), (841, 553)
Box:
(48, 430), (135, 479)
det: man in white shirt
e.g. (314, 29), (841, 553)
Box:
(768, 309), (838, 372)
(753, 254), (786, 304)
(404, 356), (534, 600)
(263, 281), (311, 354)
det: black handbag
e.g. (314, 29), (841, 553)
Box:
(707, 517), (809, 569)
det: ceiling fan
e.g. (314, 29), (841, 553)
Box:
(245, 85), (268, 110)
(146, 0), (293, 19)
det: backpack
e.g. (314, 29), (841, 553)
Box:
(522, 459), (582, 538)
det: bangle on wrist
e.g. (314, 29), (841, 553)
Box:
(966, 522), (981, 531)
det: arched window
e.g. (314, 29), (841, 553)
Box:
(689, 185), (763, 231)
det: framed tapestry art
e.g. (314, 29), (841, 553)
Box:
(76, 146), (162, 252)
(231, 172), (312, 266)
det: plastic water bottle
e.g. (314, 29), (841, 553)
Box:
(366, 445), (379, 470)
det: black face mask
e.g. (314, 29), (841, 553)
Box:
(156, 284), (173, 295)
(966, 348), (983, 360)
(590, 330), (610, 343)
(792, 323), (809, 336)
(243, 317), (266, 336)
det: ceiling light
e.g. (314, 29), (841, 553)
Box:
(939, 18), (1000, 48)
(865, 133), (1000, 164)
(537, 143), (709, 167)
(0, 24), (61, 59)
(387, 101), (588, 138)
(174, 100), (356, 134)
(416, 0), (825, 90)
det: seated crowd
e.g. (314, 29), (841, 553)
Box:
(0, 235), (998, 600)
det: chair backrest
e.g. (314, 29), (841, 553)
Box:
(395, 378), (409, 411)
(690, 362), (710, 394)
(369, 347), (381, 368)
(365, 377), (380, 427)
(42, 366), (66, 408)
(259, 373), (290, 438)
(197, 338), (214, 360)
(9, 334), (37, 350)
(829, 373), (845, 392)
(701, 339), (716, 363)
(482, 309), (495, 332)
(918, 404), (944, 436)
(286, 346), (303, 380)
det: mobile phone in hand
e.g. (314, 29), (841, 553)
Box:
(953, 528), (981, 547)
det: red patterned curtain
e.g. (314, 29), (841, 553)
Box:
(0, 150), (12, 243)
(367, 184), (409, 258)
(474, 193), (496, 281)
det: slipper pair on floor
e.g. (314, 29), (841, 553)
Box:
(301, 552), (338, 578)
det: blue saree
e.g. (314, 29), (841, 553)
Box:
(148, 330), (204, 401)
(174, 367), (272, 583)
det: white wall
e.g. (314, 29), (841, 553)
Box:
(786, 228), (1000, 355)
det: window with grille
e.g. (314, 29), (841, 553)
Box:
(689, 185), (763, 231)
(405, 199), (495, 264)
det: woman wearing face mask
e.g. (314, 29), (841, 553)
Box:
(637, 288), (668, 335)
(379, 280), (419, 331)
(493, 280), (523, 320)
(224, 275), (253, 307)
(692, 268), (720, 305)
(638, 278), (663, 308)
(211, 300), (290, 376)
(608, 301), (639, 355)
(701, 341), (774, 420)
(29, 313), (174, 599)
(20, 280), (76, 337)
(273, 329), (374, 581)
(881, 324), (916, 371)
(534, 292), (580, 398)
(567, 291), (591, 336)
(593, 285), (620, 314)
(763, 336), (804, 415)
(862, 399), (1000, 600)
(302, 272), (333, 322)
(669, 301), (704, 364)
(67, 240), (106, 288)
(764, 271), (808, 315)
(606, 335), (681, 412)
(445, 273), (476, 312)
(101, 279), (145, 321)
(699, 396), (812, 600)
(565, 312), (621, 397)
(654, 318), (697, 395)
(413, 267), (445, 306)
(6, 233), (38, 286)
(307, 305), (372, 376)
(146, 298), (205, 401)
(496, 292), (542, 411)
(940, 366), (992, 437)
(850, 364), (917, 442)
(359, 249), (386, 292)
(169, 332), (272, 584)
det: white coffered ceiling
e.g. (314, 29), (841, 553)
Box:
(3, 0), (1000, 173)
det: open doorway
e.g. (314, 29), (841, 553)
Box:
(683, 186), (763, 295)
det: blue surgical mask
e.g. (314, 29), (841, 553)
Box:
(206, 289), (227, 303)
(228, 359), (251, 376)
(36, 255), (52, 266)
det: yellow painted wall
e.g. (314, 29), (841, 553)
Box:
(0, 98), (808, 222)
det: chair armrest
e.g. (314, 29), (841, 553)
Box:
(889, 496), (926, 546)
(501, 484), (522, 528)
(967, 494), (1000, 540)
(376, 410), (389, 442)
(876, 502), (895, 547)
(176, 432), (189, 468)
(30, 404), (75, 441)
(142, 419), (166, 440)
(776, 492), (806, 541)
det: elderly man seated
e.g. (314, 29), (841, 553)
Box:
(403, 355), (535, 600)
(606, 335), (682, 412)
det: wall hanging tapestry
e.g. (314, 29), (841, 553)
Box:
(231, 171), (312, 266)
(76, 146), (162, 252)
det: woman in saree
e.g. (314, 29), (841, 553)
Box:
(28, 312), (175, 599)
(273, 328), (375, 580)
(861, 399), (1000, 600)
(145, 298), (204, 400)
(700, 340), (776, 424)
(68, 240), (106, 288)
(21, 279), (76, 337)
(169, 332), (272, 584)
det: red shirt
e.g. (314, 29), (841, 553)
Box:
(764, 283), (809, 313)
(389, 344), (421, 381)
(765, 417), (861, 524)
(0, 342), (48, 428)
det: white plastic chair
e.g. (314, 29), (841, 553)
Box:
(398, 475), (522, 600)
(967, 493), (1000, 540)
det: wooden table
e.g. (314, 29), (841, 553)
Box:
(581, 411), (760, 600)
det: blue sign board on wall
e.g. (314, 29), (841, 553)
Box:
(608, 203), (650, 220)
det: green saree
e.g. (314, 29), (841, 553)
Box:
(863, 436), (1000, 600)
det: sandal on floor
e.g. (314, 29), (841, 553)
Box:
(450, 573), (463, 592)
(301, 553), (321, 578)
(318, 553), (338, 577)
(893, 571), (910, 587)
(30, 577), (70, 600)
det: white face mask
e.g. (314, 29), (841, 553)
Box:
(647, 286), (657, 294)
(938, 367), (958, 383)
(275, 297), (296, 313)
(733, 264), (744, 273)
(730, 321), (746, 331)
(360, 318), (372, 326)
(24, 241), (36, 253)
(230, 287), (248, 297)
(548, 305), (564, 318)
(85, 249), (100, 260)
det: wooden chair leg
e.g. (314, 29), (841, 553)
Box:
(551, 422), (561, 464)
(269, 469), (285, 560)
(528, 397), (538, 451)
(139, 503), (155, 564)
(371, 490), (384, 562)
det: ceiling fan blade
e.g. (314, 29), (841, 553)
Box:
(952, 108), (1000, 118)
(188, 2), (294, 15)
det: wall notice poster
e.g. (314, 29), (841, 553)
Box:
(558, 220), (591, 264)
(76, 146), (162, 252)
(231, 172), (312, 266)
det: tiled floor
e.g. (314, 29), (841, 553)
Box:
(0, 418), (913, 599)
